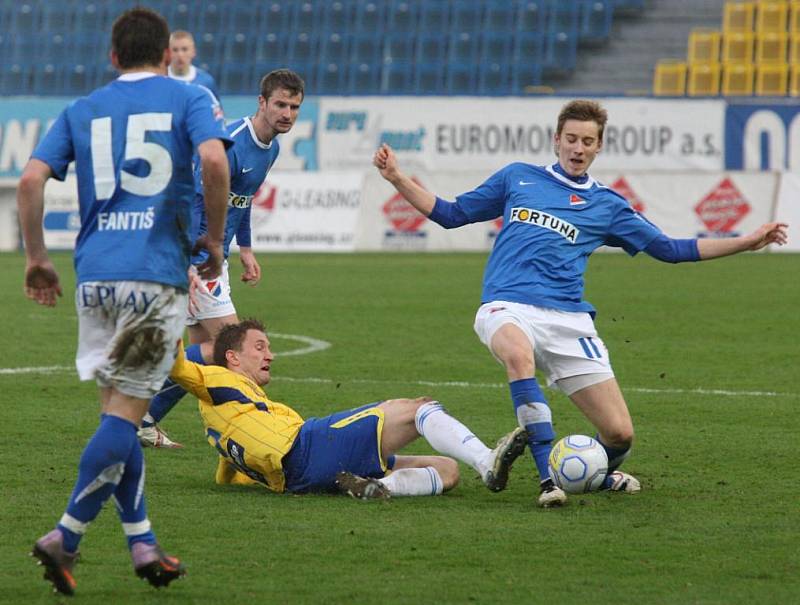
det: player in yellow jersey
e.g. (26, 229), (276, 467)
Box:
(170, 318), (528, 498)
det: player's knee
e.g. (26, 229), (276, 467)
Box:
(498, 346), (534, 377)
(436, 457), (460, 491)
(602, 426), (634, 449)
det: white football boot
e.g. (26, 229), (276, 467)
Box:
(538, 481), (568, 508)
(606, 471), (641, 493)
(137, 424), (183, 449)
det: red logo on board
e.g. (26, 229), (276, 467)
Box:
(252, 183), (276, 212)
(694, 178), (751, 232)
(382, 178), (428, 232)
(610, 177), (645, 213)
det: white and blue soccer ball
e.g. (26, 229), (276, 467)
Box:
(548, 434), (608, 494)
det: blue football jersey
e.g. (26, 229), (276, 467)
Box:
(449, 162), (663, 314)
(192, 116), (281, 263)
(168, 65), (220, 104)
(32, 73), (230, 289)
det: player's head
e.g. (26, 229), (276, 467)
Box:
(256, 69), (305, 136)
(169, 30), (197, 73)
(111, 8), (170, 71)
(213, 319), (274, 385)
(554, 100), (607, 177)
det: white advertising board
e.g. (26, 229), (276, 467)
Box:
(773, 172), (800, 252)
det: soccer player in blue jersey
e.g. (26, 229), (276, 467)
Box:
(138, 69), (305, 448)
(168, 30), (220, 101)
(170, 318), (527, 500)
(373, 99), (788, 508)
(17, 8), (231, 595)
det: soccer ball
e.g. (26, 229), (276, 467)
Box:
(548, 435), (608, 494)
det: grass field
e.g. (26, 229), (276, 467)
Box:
(2, 250), (798, 605)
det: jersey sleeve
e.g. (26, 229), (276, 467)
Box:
(236, 205), (252, 247)
(604, 202), (664, 256)
(30, 109), (74, 181)
(170, 342), (209, 399)
(184, 86), (232, 150)
(451, 167), (509, 223)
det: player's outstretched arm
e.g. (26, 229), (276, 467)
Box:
(195, 139), (230, 279)
(17, 159), (62, 307)
(697, 222), (789, 260)
(373, 143), (436, 215)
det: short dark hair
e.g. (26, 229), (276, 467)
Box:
(556, 100), (609, 141)
(260, 69), (305, 101)
(213, 319), (267, 367)
(111, 8), (170, 70)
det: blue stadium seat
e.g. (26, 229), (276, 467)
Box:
(170, 3), (194, 31)
(481, 32), (514, 65)
(384, 60), (416, 94)
(348, 61), (381, 94)
(291, 1), (317, 34)
(385, 33), (416, 62)
(225, 33), (251, 64)
(478, 62), (513, 95)
(353, 0), (385, 32)
(13, 2), (42, 35)
(227, 4), (259, 34)
(543, 30), (578, 72)
(513, 61), (544, 92)
(319, 32), (350, 64)
(612, 0), (645, 14)
(351, 33), (383, 64)
(256, 33), (287, 64)
(261, 2), (292, 35)
(448, 31), (479, 64)
(32, 63), (62, 95)
(197, 32), (224, 66)
(518, 1), (546, 32)
(414, 61), (444, 94)
(419, 0), (450, 33)
(289, 61), (316, 89)
(41, 2), (75, 33)
(221, 64), (252, 95)
(451, 0), (484, 33)
(197, 3), (226, 35)
(0, 64), (32, 95)
(316, 62), (347, 95)
(324, 1), (352, 32)
(416, 33), (447, 64)
(64, 64), (93, 96)
(287, 31), (316, 62)
(514, 31), (545, 65)
(387, 1), (418, 34)
(579, 0), (613, 43)
(485, 2), (516, 33)
(547, 2), (579, 36)
(446, 62), (478, 95)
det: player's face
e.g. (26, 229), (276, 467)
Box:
(258, 88), (303, 136)
(235, 329), (274, 386)
(169, 37), (196, 71)
(554, 119), (603, 177)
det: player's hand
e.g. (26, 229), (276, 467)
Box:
(193, 234), (224, 280)
(239, 249), (261, 286)
(373, 143), (399, 181)
(187, 268), (205, 317)
(747, 222), (788, 251)
(24, 260), (62, 307)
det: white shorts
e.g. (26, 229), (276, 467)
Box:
(75, 281), (188, 399)
(473, 300), (614, 390)
(186, 260), (236, 325)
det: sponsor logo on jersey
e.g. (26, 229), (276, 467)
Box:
(228, 191), (254, 208)
(569, 194), (586, 206)
(509, 207), (579, 243)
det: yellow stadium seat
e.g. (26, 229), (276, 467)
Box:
(724, 2), (756, 32)
(688, 28), (721, 63)
(756, 31), (789, 61)
(756, 1), (789, 32)
(653, 60), (687, 95)
(722, 31), (756, 61)
(790, 32), (800, 61)
(756, 62), (789, 93)
(722, 62), (755, 94)
(791, 1), (800, 32)
(790, 63), (800, 93)
(688, 62), (721, 96)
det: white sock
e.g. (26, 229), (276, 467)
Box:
(378, 467), (444, 496)
(414, 402), (493, 478)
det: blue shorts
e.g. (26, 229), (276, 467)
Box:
(282, 402), (396, 493)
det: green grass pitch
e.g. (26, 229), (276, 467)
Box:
(1, 250), (798, 604)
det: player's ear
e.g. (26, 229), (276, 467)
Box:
(110, 50), (121, 70)
(225, 349), (239, 368)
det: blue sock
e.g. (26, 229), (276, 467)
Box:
(144, 344), (204, 425)
(57, 415), (138, 553)
(113, 440), (157, 549)
(596, 435), (631, 490)
(510, 378), (555, 482)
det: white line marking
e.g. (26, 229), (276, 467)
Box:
(270, 332), (331, 357)
(1, 365), (795, 399)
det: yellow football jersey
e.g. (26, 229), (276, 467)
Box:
(170, 345), (304, 492)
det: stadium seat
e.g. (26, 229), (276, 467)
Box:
(170, 3), (193, 31)
(790, 63), (800, 95)
(485, 2), (516, 33)
(512, 61), (545, 92)
(721, 62), (755, 95)
(319, 32), (350, 64)
(196, 32), (224, 66)
(347, 61), (381, 94)
(64, 64), (92, 95)
(518, 1), (546, 33)
(225, 33), (250, 65)
(611, 0), (645, 13)
(449, 31), (480, 64)
(353, 0), (386, 32)
(451, 0), (483, 33)
(221, 64), (251, 95)
(386, 32), (417, 62)
(543, 30), (578, 72)
(688, 28), (722, 63)
(289, 61), (316, 89)
(791, 1), (800, 33)
(652, 59), (687, 96)
(197, 3), (226, 36)
(579, 0), (613, 43)
(756, 32), (788, 63)
(723, 2), (755, 32)
(481, 32), (514, 66)
(316, 62), (347, 95)
(687, 62), (721, 96)
(32, 63), (62, 95)
(0, 64), (32, 95)
(41, 3), (75, 33)
(417, 32), (448, 64)
(227, 4), (259, 34)
(287, 31), (316, 62)
(755, 62), (789, 95)
(291, 1), (316, 34)
(419, 0), (450, 33)
(548, 3), (579, 36)
(324, 1), (352, 32)
(756, 1), (788, 33)
(722, 31), (755, 63)
(790, 32), (800, 63)
(351, 33), (383, 64)
(446, 61), (478, 95)
(256, 32), (287, 63)
(384, 60), (416, 93)
(261, 2), (292, 35)
(387, 1), (418, 33)
(414, 62), (444, 94)
(478, 62), (513, 95)
(13, 2), (41, 35)
(514, 31), (545, 66)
